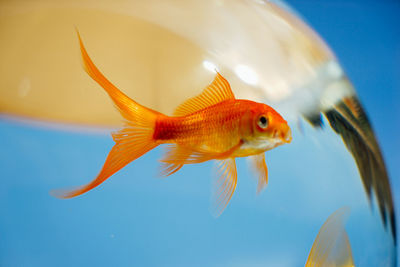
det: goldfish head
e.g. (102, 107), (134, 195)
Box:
(240, 102), (292, 153)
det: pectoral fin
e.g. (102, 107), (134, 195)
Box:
(211, 158), (237, 217)
(249, 153), (268, 194)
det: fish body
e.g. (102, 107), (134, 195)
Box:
(51, 31), (291, 215)
(154, 99), (290, 157)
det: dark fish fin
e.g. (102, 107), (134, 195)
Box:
(304, 112), (324, 128)
(324, 96), (396, 245)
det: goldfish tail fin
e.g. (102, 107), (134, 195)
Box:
(51, 125), (158, 199)
(50, 31), (161, 199)
(76, 29), (161, 122)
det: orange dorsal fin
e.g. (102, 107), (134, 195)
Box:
(173, 72), (235, 116)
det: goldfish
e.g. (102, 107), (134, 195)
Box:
(51, 31), (292, 215)
(305, 207), (354, 267)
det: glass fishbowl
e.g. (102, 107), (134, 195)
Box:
(0, 0), (397, 266)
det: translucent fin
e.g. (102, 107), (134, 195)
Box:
(159, 144), (189, 176)
(211, 158), (237, 217)
(159, 163), (183, 177)
(249, 153), (268, 194)
(305, 207), (354, 267)
(173, 72), (235, 116)
(50, 30), (160, 198)
(160, 141), (243, 165)
(159, 144), (213, 165)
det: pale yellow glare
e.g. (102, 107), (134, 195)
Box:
(202, 60), (218, 73)
(234, 65), (258, 86)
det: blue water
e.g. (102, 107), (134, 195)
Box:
(0, 116), (394, 266)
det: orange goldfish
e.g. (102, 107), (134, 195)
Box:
(52, 31), (292, 215)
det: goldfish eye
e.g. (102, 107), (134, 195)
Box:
(257, 115), (269, 129)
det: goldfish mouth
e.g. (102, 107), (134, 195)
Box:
(282, 130), (292, 143)
(272, 128), (292, 144)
